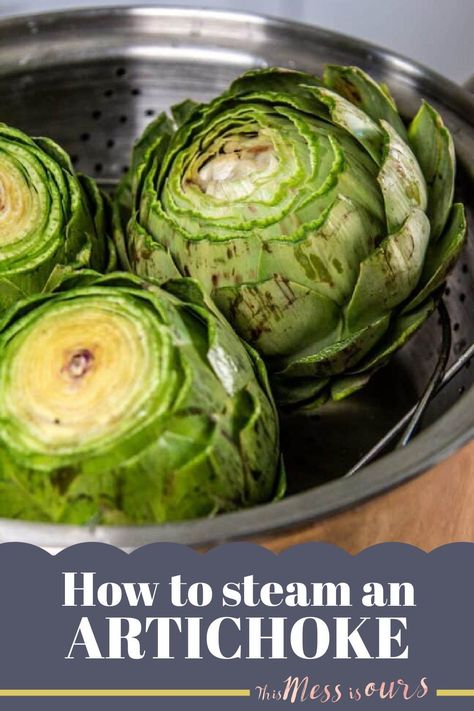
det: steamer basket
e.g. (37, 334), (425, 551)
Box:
(0, 6), (473, 549)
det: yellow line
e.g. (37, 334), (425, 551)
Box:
(0, 690), (250, 698)
(437, 690), (474, 697)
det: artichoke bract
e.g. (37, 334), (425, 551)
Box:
(121, 65), (467, 411)
(0, 123), (112, 311)
(0, 272), (281, 524)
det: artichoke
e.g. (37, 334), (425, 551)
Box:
(120, 65), (467, 411)
(0, 123), (112, 311)
(0, 271), (281, 524)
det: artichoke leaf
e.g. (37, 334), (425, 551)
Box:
(171, 98), (202, 126)
(235, 387), (281, 503)
(263, 196), (381, 304)
(275, 313), (390, 379)
(402, 202), (467, 313)
(0, 278), (29, 312)
(408, 101), (455, 240)
(161, 276), (210, 309)
(62, 172), (95, 267)
(273, 457), (287, 500)
(127, 217), (181, 282)
(228, 66), (323, 102)
(306, 85), (384, 164)
(294, 390), (330, 414)
(79, 175), (106, 243)
(112, 175), (133, 271)
(215, 276), (341, 359)
(79, 174), (115, 271)
(174, 230), (263, 293)
(330, 372), (372, 402)
(0, 451), (70, 522)
(0, 121), (38, 147)
(378, 120), (428, 233)
(179, 301), (256, 397)
(351, 298), (435, 374)
(347, 208), (430, 330)
(137, 151), (163, 223)
(272, 374), (330, 407)
(42, 264), (80, 294)
(323, 65), (407, 140)
(51, 268), (111, 293)
(34, 135), (75, 174)
(130, 112), (175, 205)
(329, 300), (434, 399)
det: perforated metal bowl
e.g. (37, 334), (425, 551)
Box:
(0, 6), (473, 547)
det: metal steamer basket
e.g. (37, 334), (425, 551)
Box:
(0, 6), (473, 549)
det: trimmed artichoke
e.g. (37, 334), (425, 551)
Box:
(120, 65), (467, 411)
(0, 271), (281, 524)
(0, 123), (112, 311)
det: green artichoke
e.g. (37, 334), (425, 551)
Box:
(0, 123), (113, 311)
(0, 271), (281, 524)
(120, 65), (467, 411)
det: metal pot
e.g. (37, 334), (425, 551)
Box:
(0, 6), (472, 549)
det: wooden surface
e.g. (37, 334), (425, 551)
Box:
(256, 441), (474, 553)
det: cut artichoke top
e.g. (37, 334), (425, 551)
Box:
(0, 272), (281, 524)
(121, 65), (467, 412)
(3, 297), (161, 454)
(0, 123), (112, 311)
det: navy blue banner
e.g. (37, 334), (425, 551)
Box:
(0, 542), (471, 708)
